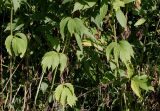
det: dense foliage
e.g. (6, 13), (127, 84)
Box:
(0, 0), (160, 110)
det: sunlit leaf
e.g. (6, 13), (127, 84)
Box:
(131, 79), (141, 98)
(76, 50), (84, 61)
(72, 2), (84, 12)
(74, 18), (95, 40)
(12, 37), (19, 56)
(59, 53), (68, 74)
(62, 0), (73, 4)
(119, 40), (134, 63)
(82, 40), (92, 46)
(74, 18), (88, 34)
(41, 51), (59, 72)
(65, 83), (75, 94)
(100, 3), (108, 18)
(116, 9), (127, 28)
(134, 18), (146, 26)
(40, 82), (48, 94)
(7, 33), (28, 58)
(67, 18), (76, 36)
(48, 94), (53, 103)
(75, 33), (83, 51)
(67, 93), (77, 107)
(123, 0), (135, 4)
(60, 17), (71, 40)
(113, 43), (120, 64)
(60, 87), (68, 106)
(131, 75), (154, 98)
(113, 0), (125, 11)
(106, 42), (116, 60)
(5, 35), (13, 56)
(54, 83), (77, 107)
(13, 0), (21, 12)
(125, 62), (134, 78)
(54, 84), (64, 101)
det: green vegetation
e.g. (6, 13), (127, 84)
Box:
(0, 0), (160, 110)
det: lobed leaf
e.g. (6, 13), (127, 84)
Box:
(54, 84), (64, 101)
(59, 53), (68, 74)
(74, 33), (83, 51)
(41, 51), (59, 72)
(5, 35), (13, 56)
(106, 42), (116, 60)
(60, 17), (71, 40)
(131, 79), (142, 98)
(67, 18), (76, 36)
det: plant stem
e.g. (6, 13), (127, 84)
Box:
(34, 72), (45, 105)
(50, 67), (58, 91)
(9, 6), (13, 109)
(23, 86), (27, 111)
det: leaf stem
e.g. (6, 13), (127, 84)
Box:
(10, 7), (13, 36)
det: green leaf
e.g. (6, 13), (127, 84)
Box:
(5, 22), (24, 32)
(12, 37), (19, 56)
(60, 17), (71, 40)
(100, 3), (108, 18)
(74, 18), (87, 34)
(123, 0), (135, 4)
(113, 43), (120, 64)
(92, 3), (108, 29)
(113, 0), (125, 11)
(74, 18), (95, 40)
(110, 61), (116, 70)
(119, 40), (134, 63)
(40, 82), (48, 94)
(65, 83), (75, 94)
(74, 33), (83, 51)
(5, 33), (27, 58)
(12, 0), (21, 12)
(93, 15), (103, 29)
(131, 75), (154, 98)
(131, 79), (142, 98)
(67, 18), (76, 36)
(125, 62), (134, 78)
(54, 84), (64, 101)
(48, 94), (53, 103)
(54, 83), (77, 107)
(134, 18), (146, 26)
(116, 9), (127, 28)
(15, 24), (24, 31)
(67, 93), (77, 107)
(72, 2), (84, 12)
(76, 50), (84, 61)
(59, 53), (68, 74)
(106, 42), (116, 60)
(15, 33), (27, 48)
(137, 75), (154, 91)
(5, 35), (13, 56)
(62, 0), (73, 4)
(85, 0), (97, 7)
(60, 87), (68, 106)
(64, 85), (77, 107)
(41, 51), (59, 72)
(73, 0), (97, 12)
(10, 33), (27, 58)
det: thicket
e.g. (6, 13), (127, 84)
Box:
(0, 0), (160, 110)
